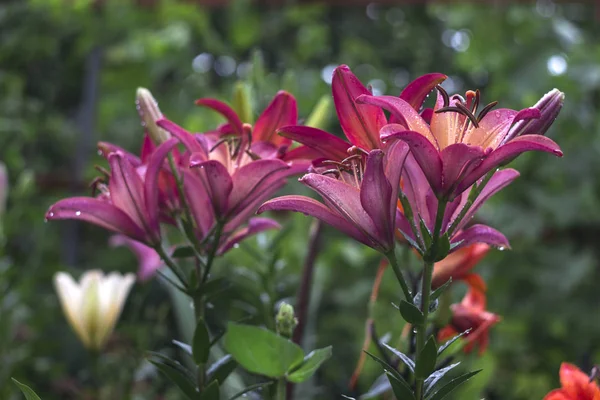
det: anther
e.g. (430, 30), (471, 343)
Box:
(436, 85), (450, 108)
(476, 101), (498, 123)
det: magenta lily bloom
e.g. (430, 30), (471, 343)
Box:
(278, 65), (446, 161)
(195, 90), (311, 172)
(358, 86), (563, 201)
(258, 141), (410, 253)
(46, 138), (179, 245)
(156, 118), (290, 244)
(397, 155), (519, 254)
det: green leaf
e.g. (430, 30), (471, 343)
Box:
(363, 351), (404, 383)
(172, 339), (193, 356)
(387, 372), (417, 400)
(415, 336), (438, 379)
(193, 319), (211, 365)
(11, 379), (41, 400)
(399, 300), (424, 325)
(148, 352), (198, 399)
(359, 373), (391, 399)
(201, 278), (230, 298)
(381, 343), (415, 373)
(228, 382), (273, 400)
(427, 370), (481, 400)
(437, 329), (471, 356)
(424, 363), (460, 397)
(420, 218), (432, 248)
(430, 278), (452, 302)
(434, 234), (451, 262)
(172, 246), (195, 258)
(207, 355), (237, 385)
(201, 380), (220, 400)
(224, 323), (304, 378)
(287, 346), (332, 383)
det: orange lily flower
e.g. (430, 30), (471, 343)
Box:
(432, 243), (490, 290)
(544, 363), (600, 400)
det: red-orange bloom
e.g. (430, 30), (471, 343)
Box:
(544, 363), (600, 400)
(432, 243), (490, 290)
(438, 286), (500, 355)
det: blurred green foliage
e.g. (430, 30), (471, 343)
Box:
(1, 0), (599, 399)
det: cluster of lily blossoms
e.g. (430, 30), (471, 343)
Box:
(46, 65), (568, 386)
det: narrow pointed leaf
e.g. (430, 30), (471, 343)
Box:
(172, 339), (193, 356)
(437, 329), (472, 356)
(12, 379), (41, 400)
(363, 351), (403, 383)
(228, 382), (273, 400)
(207, 355), (237, 385)
(201, 380), (220, 400)
(193, 319), (211, 365)
(399, 300), (424, 325)
(287, 346), (332, 383)
(415, 337), (438, 379)
(387, 372), (417, 400)
(424, 363), (460, 397)
(148, 354), (198, 399)
(427, 370), (481, 400)
(382, 342), (415, 373)
(431, 278), (452, 302)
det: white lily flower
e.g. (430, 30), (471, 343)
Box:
(54, 270), (135, 350)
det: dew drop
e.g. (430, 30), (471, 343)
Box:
(75, 211), (81, 216)
(497, 246), (505, 251)
(233, 243), (240, 249)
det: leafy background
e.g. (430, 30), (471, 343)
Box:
(1, 0), (599, 399)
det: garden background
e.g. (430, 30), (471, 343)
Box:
(1, 0), (599, 399)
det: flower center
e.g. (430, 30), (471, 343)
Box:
(320, 146), (368, 188)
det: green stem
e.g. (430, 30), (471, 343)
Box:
(276, 378), (286, 400)
(386, 249), (413, 303)
(201, 222), (224, 284)
(155, 245), (188, 291)
(415, 199), (447, 399)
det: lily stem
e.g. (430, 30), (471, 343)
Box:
(415, 199), (447, 399)
(276, 378), (286, 400)
(386, 249), (413, 304)
(155, 245), (188, 291)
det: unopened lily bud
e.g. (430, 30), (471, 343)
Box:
(276, 302), (298, 338)
(506, 89), (565, 142)
(305, 94), (333, 130)
(232, 81), (253, 124)
(54, 270), (135, 350)
(136, 87), (170, 144)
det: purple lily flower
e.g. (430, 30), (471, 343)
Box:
(358, 86), (563, 201)
(397, 154), (520, 253)
(258, 141), (410, 254)
(46, 138), (179, 246)
(277, 65), (446, 162)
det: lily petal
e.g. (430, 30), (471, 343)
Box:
(451, 224), (510, 251)
(507, 89), (564, 142)
(258, 195), (371, 246)
(278, 125), (351, 161)
(97, 142), (141, 166)
(399, 72), (447, 111)
(253, 91), (298, 146)
(384, 140), (410, 218)
(195, 98), (244, 136)
(218, 217), (280, 255)
(46, 197), (147, 242)
(360, 150), (394, 251)
(229, 159), (290, 213)
(457, 135), (562, 193)
(190, 159), (233, 216)
(108, 153), (149, 235)
(440, 143), (485, 199)
(156, 118), (206, 155)
(382, 128), (443, 195)
(181, 170), (215, 238)
(144, 138), (179, 241)
(358, 95), (438, 147)
(452, 169), (520, 233)
(332, 65), (385, 150)
(109, 235), (162, 281)
(301, 173), (384, 249)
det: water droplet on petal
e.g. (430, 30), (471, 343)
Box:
(75, 211), (81, 216)
(497, 246), (505, 251)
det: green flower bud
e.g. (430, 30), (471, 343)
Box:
(136, 87), (170, 145)
(276, 302), (298, 338)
